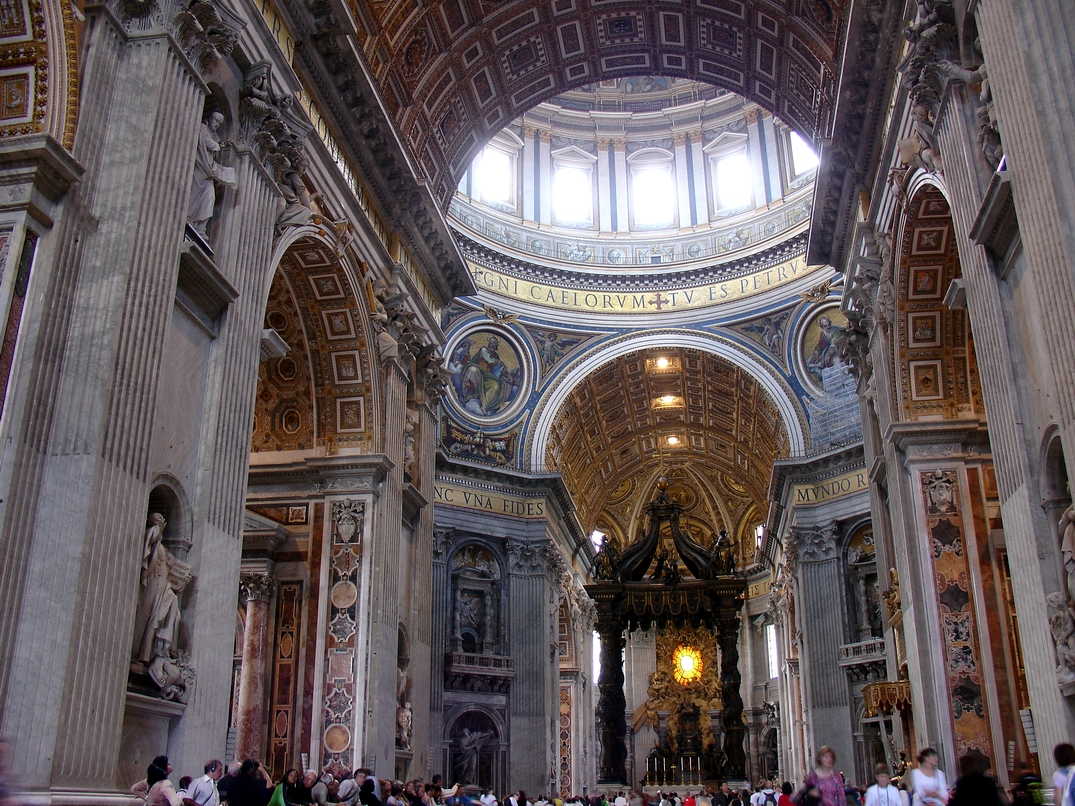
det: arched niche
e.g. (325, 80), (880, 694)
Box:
(842, 520), (881, 642)
(444, 707), (507, 792)
(893, 187), (985, 422)
(448, 542), (503, 655)
(147, 474), (192, 558)
(252, 235), (378, 455)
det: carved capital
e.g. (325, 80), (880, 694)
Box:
(506, 539), (546, 574)
(744, 109), (761, 126)
(786, 523), (839, 564)
(240, 571), (276, 602)
(672, 131), (688, 147)
(537, 129), (552, 145)
(433, 527), (455, 560)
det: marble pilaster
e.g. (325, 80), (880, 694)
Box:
(537, 131), (551, 227)
(613, 140), (629, 234)
(597, 139), (613, 234)
(0, 3), (216, 790)
(672, 132), (692, 231)
(786, 523), (855, 773)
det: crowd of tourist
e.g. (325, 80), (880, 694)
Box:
(129, 740), (1075, 806)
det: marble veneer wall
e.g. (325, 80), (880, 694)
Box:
(431, 467), (595, 797)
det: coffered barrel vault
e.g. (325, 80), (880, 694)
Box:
(344, 0), (847, 205)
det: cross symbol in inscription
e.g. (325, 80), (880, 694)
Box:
(649, 292), (668, 310)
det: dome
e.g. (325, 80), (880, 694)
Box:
(449, 78), (819, 293)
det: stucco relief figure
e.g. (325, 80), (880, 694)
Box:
(1059, 505), (1075, 605)
(188, 112), (236, 236)
(396, 701), (412, 749)
(276, 163), (314, 229)
(1047, 592), (1075, 685)
(454, 728), (493, 784)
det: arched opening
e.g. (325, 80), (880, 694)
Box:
(893, 187), (985, 422)
(447, 709), (504, 791)
(544, 346), (791, 545)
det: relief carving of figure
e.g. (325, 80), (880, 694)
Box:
(188, 112), (236, 236)
(1047, 591), (1075, 685)
(396, 701), (412, 749)
(1059, 505), (1075, 605)
(276, 161), (314, 229)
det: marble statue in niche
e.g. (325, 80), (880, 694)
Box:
(132, 512), (195, 701)
(454, 727), (494, 785)
(188, 111), (236, 237)
(1051, 505), (1075, 687)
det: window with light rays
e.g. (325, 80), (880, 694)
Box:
(553, 164), (593, 226)
(715, 153), (753, 209)
(789, 130), (819, 175)
(632, 166), (675, 229)
(474, 145), (514, 206)
(672, 644), (703, 685)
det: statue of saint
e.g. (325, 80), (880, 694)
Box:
(1060, 504), (1075, 605)
(454, 727), (493, 785)
(188, 111), (236, 236)
(132, 513), (189, 668)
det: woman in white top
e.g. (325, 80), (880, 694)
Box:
(909, 749), (948, 806)
(865, 765), (901, 806)
(1053, 743), (1075, 806)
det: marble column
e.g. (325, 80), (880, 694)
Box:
(407, 397), (438, 778)
(759, 114), (782, 199)
(927, 70), (1075, 770)
(508, 540), (557, 793)
(235, 572), (277, 762)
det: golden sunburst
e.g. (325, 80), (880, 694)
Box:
(672, 644), (703, 685)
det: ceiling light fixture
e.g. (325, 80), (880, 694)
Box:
(667, 436), (680, 445)
(655, 357), (670, 369)
(659, 394), (676, 404)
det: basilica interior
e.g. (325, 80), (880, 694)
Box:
(1, 0), (1074, 800)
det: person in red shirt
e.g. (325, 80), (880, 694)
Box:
(684, 793), (696, 806)
(776, 783), (794, 806)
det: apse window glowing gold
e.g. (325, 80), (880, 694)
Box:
(673, 645), (703, 684)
